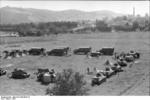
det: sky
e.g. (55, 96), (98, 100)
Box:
(0, 1), (149, 16)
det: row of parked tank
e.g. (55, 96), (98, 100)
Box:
(91, 50), (140, 86)
(0, 46), (140, 86)
(0, 46), (114, 85)
(0, 67), (56, 84)
(0, 50), (140, 85)
(0, 46), (114, 59)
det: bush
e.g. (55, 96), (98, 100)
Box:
(114, 25), (133, 32)
(46, 68), (89, 95)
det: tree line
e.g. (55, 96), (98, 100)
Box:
(0, 15), (149, 36)
(0, 21), (78, 36)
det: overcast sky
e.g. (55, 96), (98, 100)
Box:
(0, 1), (149, 16)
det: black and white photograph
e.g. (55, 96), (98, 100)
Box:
(0, 0), (149, 97)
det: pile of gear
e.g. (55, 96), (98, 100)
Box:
(36, 68), (56, 84)
(0, 68), (6, 76)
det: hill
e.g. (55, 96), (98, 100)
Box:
(0, 6), (123, 24)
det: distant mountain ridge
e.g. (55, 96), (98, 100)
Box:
(0, 6), (123, 25)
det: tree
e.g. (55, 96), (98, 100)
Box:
(132, 21), (139, 31)
(46, 68), (89, 96)
(96, 20), (111, 32)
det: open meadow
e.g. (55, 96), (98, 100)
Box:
(0, 32), (149, 95)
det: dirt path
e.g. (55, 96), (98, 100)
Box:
(119, 72), (149, 95)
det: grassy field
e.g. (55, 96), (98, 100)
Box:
(0, 32), (149, 95)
